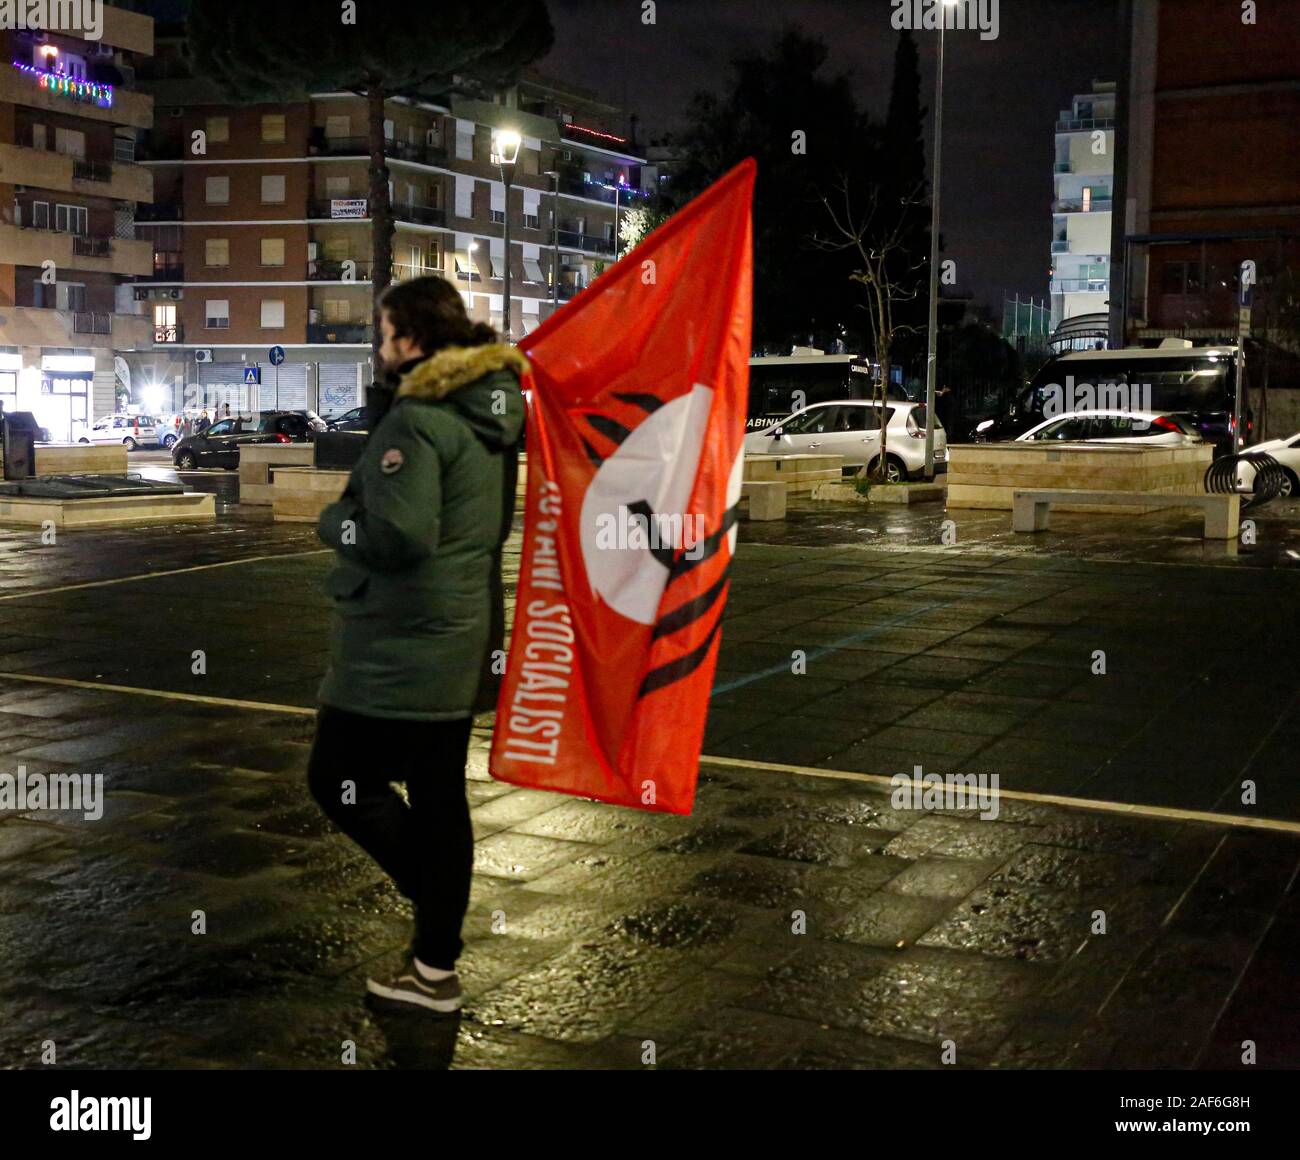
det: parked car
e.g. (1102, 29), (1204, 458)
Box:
(1237, 431), (1300, 497)
(1014, 409), (1202, 446)
(326, 405), (368, 432)
(79, 413), (159, 450)
(171, 410), (316, 470)
(742, 399), (947, 481)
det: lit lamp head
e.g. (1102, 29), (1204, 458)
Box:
(492, 129), (522, 166)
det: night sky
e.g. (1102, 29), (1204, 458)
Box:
(544, 0), (1121, 317)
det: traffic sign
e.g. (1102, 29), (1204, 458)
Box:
(269, 345), (286, 366)
(243, 366), (261, 385)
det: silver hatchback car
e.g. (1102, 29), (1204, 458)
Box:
(743, 399), (947, 481)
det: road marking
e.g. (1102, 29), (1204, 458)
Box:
(0, 671), (1294, 834)
(697, 754), (1300, 835)
(0, 549), (331, 603)
(0, 672), (315, 715)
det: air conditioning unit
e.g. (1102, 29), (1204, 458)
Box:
(194, 349), (214, 363)
(168, 289), (181, 299)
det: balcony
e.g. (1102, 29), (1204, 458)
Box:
(307, 133), (448, 167)
(1053, 161), (1071, 174)
(1051, 240), (1069, 253)
(1, 304), (152, 348)
(136, 201), (183, 222)
(1055, 116), (1114, 132)
(143, 263), (185, 281)
(308, 259), (373, 281)
(0, 222), (154, 275)
(0, 65), (152, 129)
(307, 322), (372, 344)
(557, 228), (613, 255)
(308, 199), (368, 220)
(394, 203), (445, 227)
(1053, 197), (1113, 214)
(1051, 279), (1109, 294)
(0, 142), (152, 202)
(153, 323), (184, 344)
(556, 176), (649, 207)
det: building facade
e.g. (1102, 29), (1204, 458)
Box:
(1110, 0), (1300, 350)
(0, 4), (154, 440)
(1050, 80), (1114, 338)
(126, 47), (653, 417)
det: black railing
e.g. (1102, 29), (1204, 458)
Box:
(154, 323), (183, 343)
(73, 159), (113, 183)
(144, 263), (184, 281)
(308, 259), (373, 281)
(308, 133), (448, 167)
(73, 236), (112, 258)
(557, 229), (613, 255)
(307, 322), (371, 344)
(308, 199), (368, 220)
(394, 203), (445, 226)
(73, 312), (111, 335)
(136, 202), (183, 222)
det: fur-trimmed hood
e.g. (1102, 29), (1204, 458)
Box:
(395, 343), (530, 402)
(394, 342), (528, 451)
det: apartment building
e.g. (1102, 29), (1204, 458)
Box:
(0, 4), (154, 440)
(1049, 80), (1114, 342)
(1110, 0), (1300, 352)
(127, 45), (652, 417)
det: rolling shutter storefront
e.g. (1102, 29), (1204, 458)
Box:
(262, 363), (308, 411)
(318, 362), (365, 414)
(197, 362), (258, 413)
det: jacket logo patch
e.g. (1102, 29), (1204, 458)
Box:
(379, 448), (404, 475)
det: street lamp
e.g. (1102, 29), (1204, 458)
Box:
(923, 0), (959, 479)
(544, 168), (560, 309)
(492, 128), (522, 340)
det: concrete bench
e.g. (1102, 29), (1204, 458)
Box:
(1012, 489), (1241, 540)
(741, 480), (786, 521)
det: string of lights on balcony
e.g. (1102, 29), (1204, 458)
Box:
(11, 60), (114, 108)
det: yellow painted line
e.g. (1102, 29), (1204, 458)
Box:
(0, 549), (331, 602)
(0, 672), (315, 716)
(0, 670), (1295, 835)
(698, 753), (1300, 835)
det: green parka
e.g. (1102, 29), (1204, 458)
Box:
(316, 343), (528, 720)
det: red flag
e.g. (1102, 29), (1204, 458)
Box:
(489, 159), (755, 815)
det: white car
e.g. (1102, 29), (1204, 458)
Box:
(79, 413), (159, 450)
(1238, 432), (1300, 497)
(743, 399), (947, 481)
(1015, 409), (1201, 446)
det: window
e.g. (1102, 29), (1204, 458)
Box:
(383, 118), (395, 141)
(323, 299), (350, 323)
(261, 237), (285, 266)
(779, 406), (839, 435)
(55, 204), (88, 235)
(261, 174), (286, 204)
(325, 115), (350, 140)
(1160, 261), (1203, 296)
(63, 284), (87, 311)
(205, 238), (229, 267)
(114, 135), (135, 162)
(205, 299), (230, 329)
(1032, 416), (1090, 441)
(427, 238), (443, 271)
(522, 257), (544, 283)
(206, 116), (229, 143)
(455, 121), (474, 161)
(261, 114), (286, 143)
(260, 299), (285, 328)
(490, 210), (505, 225)
(205, 175), (229, 205)
(54, 128), (86, 158)
(322, 237), (349, 262)
(31, 201), (49, 229)
(207, 418), (236, 436)
(524, 213), (540, 230)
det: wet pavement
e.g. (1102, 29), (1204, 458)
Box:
(1, 469), (1298, 1069)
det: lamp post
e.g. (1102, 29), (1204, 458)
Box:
(493, 129), (522, 340)
(544, 168), (560, 308)
(923, 0), (959, 479)
(612, 177), (622, 263)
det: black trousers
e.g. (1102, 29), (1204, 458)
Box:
(307, 706), (474, 970)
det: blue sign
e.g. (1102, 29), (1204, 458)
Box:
(243, 366), (261, 385)
(269, 345), (286, 366)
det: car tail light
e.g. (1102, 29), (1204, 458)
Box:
(274, 433), (290, 443)
(1152, 416), (1182, 433)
